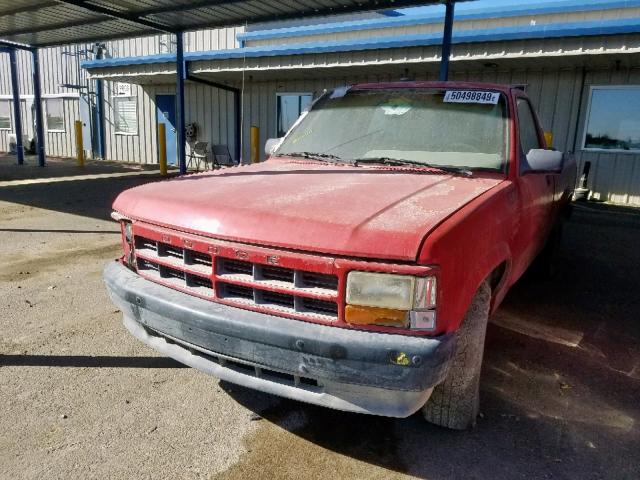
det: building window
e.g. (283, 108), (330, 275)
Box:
(583, 86), (640, 153)
(45, 98), (65, 132)
(114, 96), (138, 135)
(0, 100), (11, 130)
(276, 93), (313, 138)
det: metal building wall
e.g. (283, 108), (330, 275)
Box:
(99, 27), (243, 164)
(0, 26), (244, 158)
(573, 68), (640, 206)
(0, 45), (86, 157)
(101, 81), (237, 164)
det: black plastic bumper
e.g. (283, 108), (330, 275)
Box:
(104, 261), (456, 416)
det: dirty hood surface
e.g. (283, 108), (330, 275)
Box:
(114, 159), (503, 261)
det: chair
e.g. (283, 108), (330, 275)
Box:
(187, 141), (209, 171)
(211, 144), (237, 168)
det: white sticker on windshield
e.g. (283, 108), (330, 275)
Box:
(444, 90), (500, 104)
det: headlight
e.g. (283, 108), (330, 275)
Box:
(345, 271), (437, 330)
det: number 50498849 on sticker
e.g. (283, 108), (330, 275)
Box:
(444, 90), (500, 104)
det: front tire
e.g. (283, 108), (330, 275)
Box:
(422, 280), (491, 430)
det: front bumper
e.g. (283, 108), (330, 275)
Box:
(104, 261), (456, 417)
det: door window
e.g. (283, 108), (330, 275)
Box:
(45, 98), (65, 132)
(516, 98), (541, 156)
(0, 100), (11, 130)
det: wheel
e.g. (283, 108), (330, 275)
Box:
(422, 280), (491, 430)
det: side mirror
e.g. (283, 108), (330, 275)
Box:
(524, 149), (564, 173)
(265, 137), (283, 156)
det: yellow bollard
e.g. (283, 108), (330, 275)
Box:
(544, 131), (554, 148)
(158, 123), (167, 176)
(74, 120), (84, 167)
(250, 125), (259, 164)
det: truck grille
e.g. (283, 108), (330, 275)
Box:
(132, 231), (339, 323)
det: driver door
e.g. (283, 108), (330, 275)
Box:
(511, 95), (555, 279)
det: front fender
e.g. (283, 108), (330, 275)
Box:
(418, 180), (515, 333)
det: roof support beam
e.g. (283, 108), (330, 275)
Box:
(186, 75), (238, 94)
(55, 0), (173, 33)
(0, 40), (33, 51)
(32, 49), (46, 167)
(176, 32), (187, 174)
(439, 0), (455, 81)
(8, 48), (25, 165)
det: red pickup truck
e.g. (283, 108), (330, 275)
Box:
(104, 81), (576, 429)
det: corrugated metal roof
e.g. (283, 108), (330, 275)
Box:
(0, 0), (463, 48)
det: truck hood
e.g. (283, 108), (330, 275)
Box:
(113, 159), (503, 261)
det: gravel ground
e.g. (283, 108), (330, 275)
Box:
(1, 158), (639, 479)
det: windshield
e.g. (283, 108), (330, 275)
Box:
(275, 88), (508, 171)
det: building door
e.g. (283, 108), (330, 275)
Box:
(156, 94), (177, 165)
(79, 94), (94, 158)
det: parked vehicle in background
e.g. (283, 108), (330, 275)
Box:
(104, 82), (576, 429)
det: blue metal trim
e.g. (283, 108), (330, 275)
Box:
(8, 48), (24, 165)
(237, 0), (640, 42)
(175, 32), (187, 175)
(31, 48), (46, 167)
(81, 17), (640, 70)
(83, 52), (175, 68)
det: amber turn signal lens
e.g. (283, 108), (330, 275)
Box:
(345, 305), (409, 328)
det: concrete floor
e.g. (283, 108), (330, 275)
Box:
(1, 158), (639, 479)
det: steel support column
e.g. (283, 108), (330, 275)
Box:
(439, 1), (455, 82)
(8, 48), (24, 165)
(31, 48), (46, 166)
(176, 31), (187, 174)
(234, 91), (241, 164)
(95, 79), (105, 159)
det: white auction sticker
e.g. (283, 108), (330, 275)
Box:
(444, 90), (500, 104)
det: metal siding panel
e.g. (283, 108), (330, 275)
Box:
(537, 69), (561, 132)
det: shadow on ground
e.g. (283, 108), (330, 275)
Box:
(0, 354), (187, 368)
(0, 172), (166, 222)
(220, 202), (640, 480)
(0, 154), (164, 181)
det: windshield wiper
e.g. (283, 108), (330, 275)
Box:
(279, 151), (343, 162)
(352, 157), (473, 177)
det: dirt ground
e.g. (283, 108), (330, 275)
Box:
(1, 156), (639, 480)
